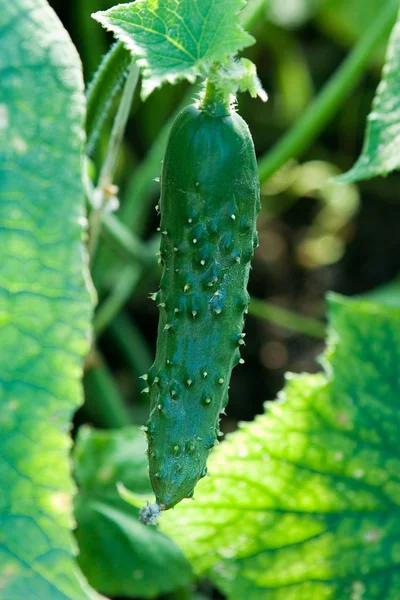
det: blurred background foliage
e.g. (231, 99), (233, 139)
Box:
(51, 0), (400, 436)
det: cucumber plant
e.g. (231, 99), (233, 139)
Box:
(6, 0), (400, 597)
(92, 1), (267, 515)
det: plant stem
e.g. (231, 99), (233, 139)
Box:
(108, 312), (154, 388)
(200, 76), (231, 117)
(248, 298), (326, 340)
(84, 356), (132, 428)
(86, 41), (132, 155)
(98, 61), (139, 188)
(258, 0), (397, 183)
(88, 61), (140, 261)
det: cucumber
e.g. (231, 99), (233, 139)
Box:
(145, 103), (260, 510)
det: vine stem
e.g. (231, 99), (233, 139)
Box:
(200, 75), (231, 116)
(88, 61), (140, 262)
(258, 0), (398, 183)
(86, 41), (131, 155)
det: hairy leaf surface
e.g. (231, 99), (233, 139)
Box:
(92, 0), (255, 97)
(0, 1), (97, 598)
(162, 295), (400, 599)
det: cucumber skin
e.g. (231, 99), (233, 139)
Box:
(146, 104), (260, 509)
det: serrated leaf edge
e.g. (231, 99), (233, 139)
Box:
(92, 0), (255, 99)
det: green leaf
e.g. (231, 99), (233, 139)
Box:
(74, 426), (193, 598)
(337, 5), (400, 183)
(0, 1), (98, 598)
(162, 294), (400, 599)
(92, 0), (255, 98)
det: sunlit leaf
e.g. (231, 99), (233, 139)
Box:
(337, 5), (400, 183)
(162, 295), (400, 599)
(0, 1), (97, 598)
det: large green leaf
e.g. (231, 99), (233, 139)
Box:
(337, 5), (400, 183)
(0, 1), (97, 598)
(162, 295), (400, 599)
(92, 0), (255, 97)
(74, 426), (193, 598)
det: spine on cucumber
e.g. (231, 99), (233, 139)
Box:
(145, 102), (260, 510)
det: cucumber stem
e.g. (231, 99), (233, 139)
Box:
(200, 77), (231, 117)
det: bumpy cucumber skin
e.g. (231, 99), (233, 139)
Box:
(146, 104), (260, 509)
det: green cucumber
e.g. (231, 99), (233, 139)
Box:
(145, 102), (260, 510)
